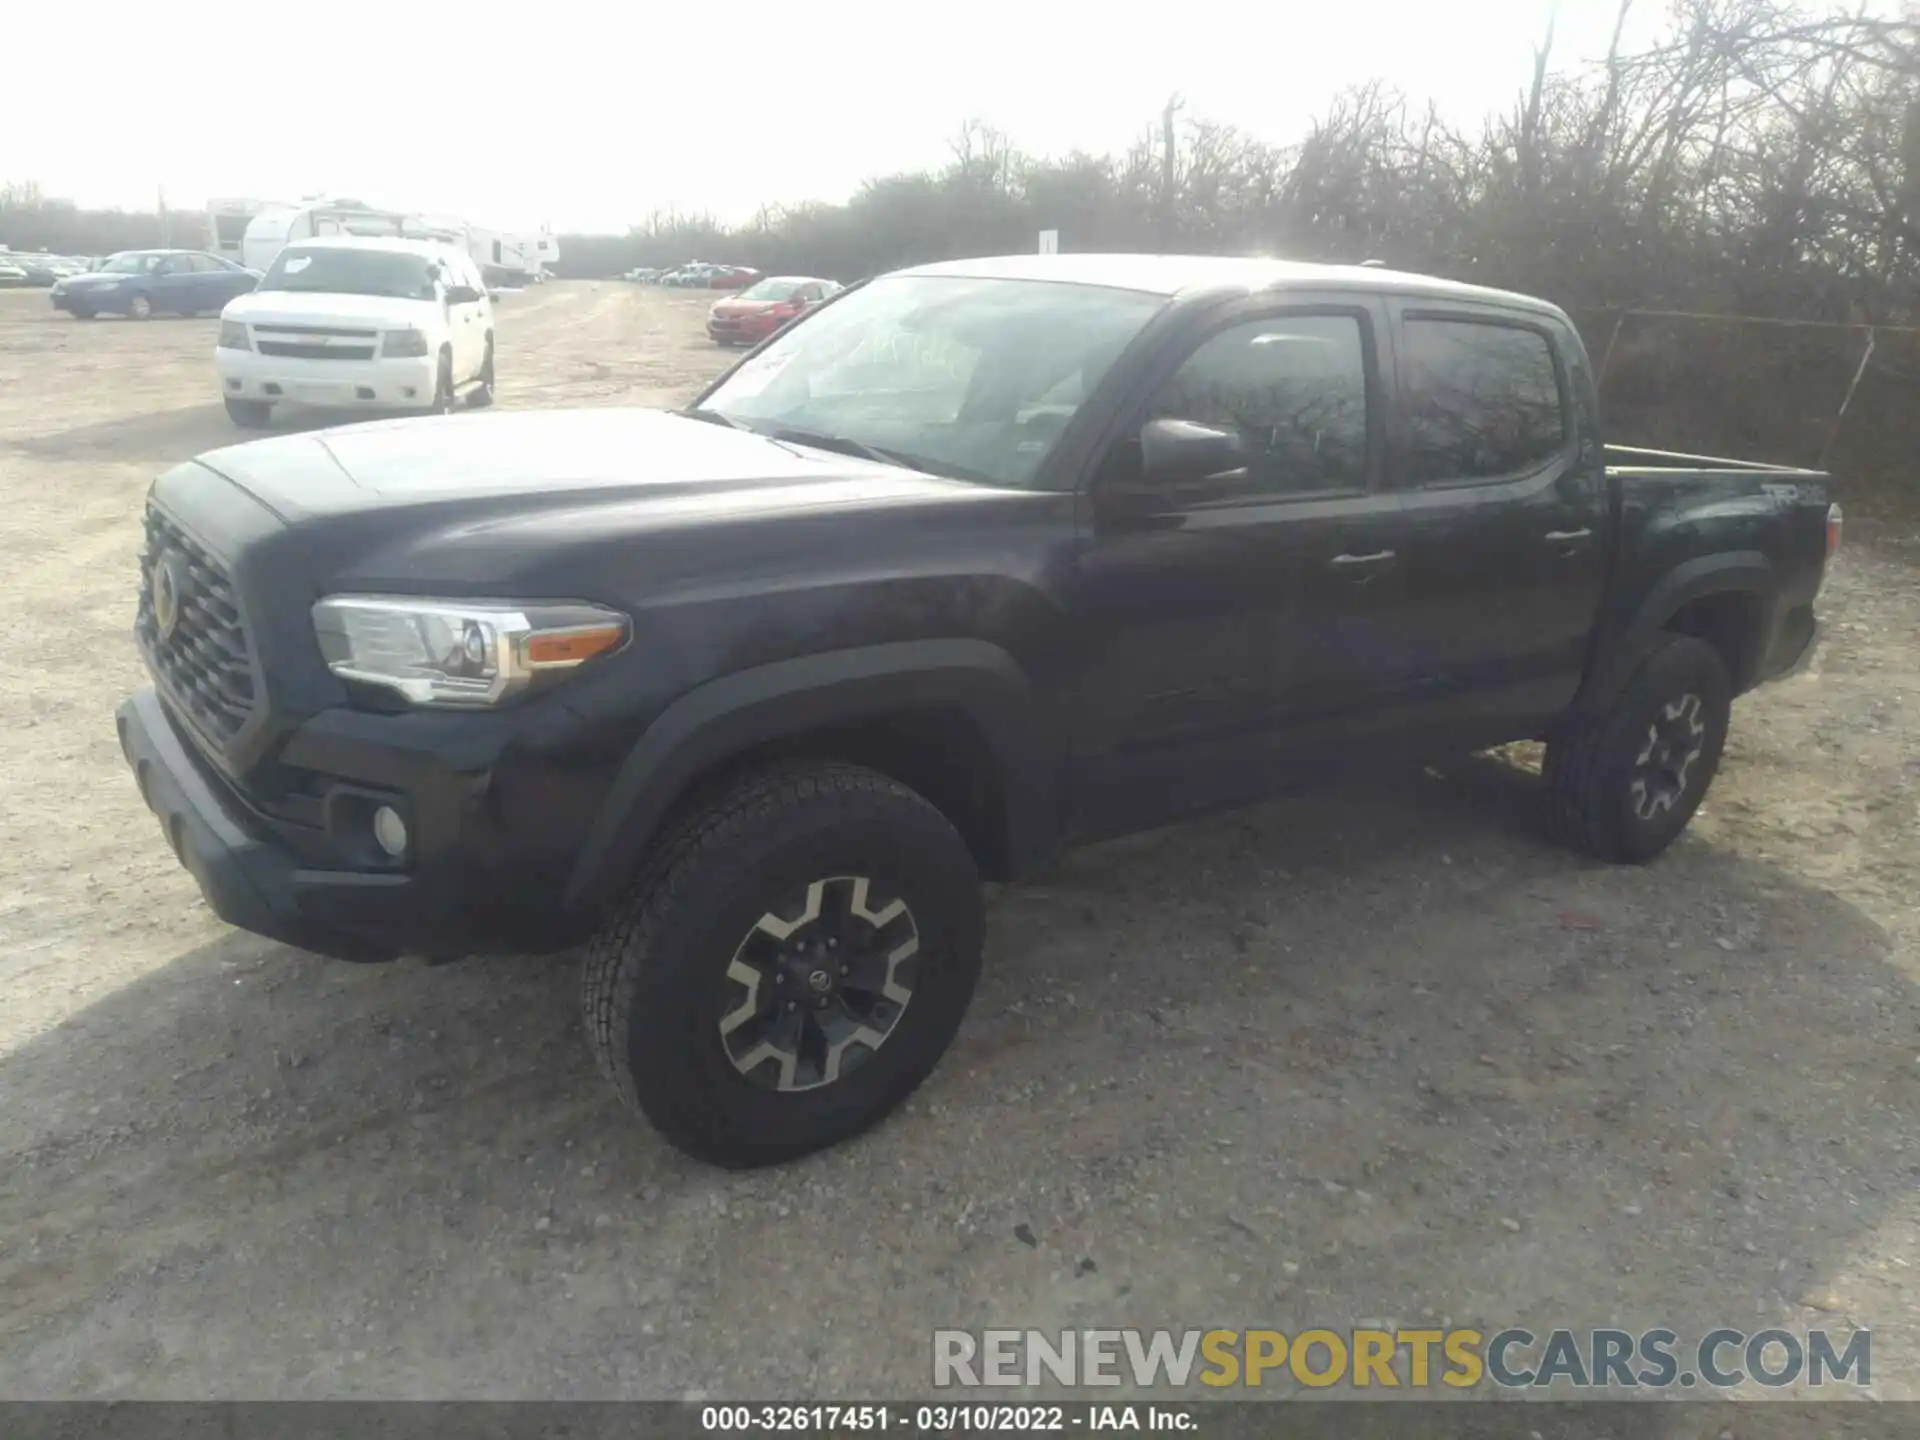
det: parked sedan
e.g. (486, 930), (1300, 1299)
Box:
(0, 260), (29, 288)
(1, 254), (65, 286)
(706, 276), (841, 345)
(50, 249), (259, 319)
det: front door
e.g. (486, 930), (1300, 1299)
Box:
(442, 259), (485, 381)
(1063, 298), (1411, 836)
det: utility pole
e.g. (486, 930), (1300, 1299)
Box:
(1159, 93), (1183, 250)
(158, 185), (171, 246)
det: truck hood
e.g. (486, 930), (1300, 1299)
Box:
(223, 291), (439, 328)
(190, 408), (984, 523)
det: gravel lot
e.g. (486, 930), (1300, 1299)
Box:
(0, 282), (1915, 1407)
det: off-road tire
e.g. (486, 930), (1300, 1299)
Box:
(1543, 634), (1732, 863)
(224, 397), (272, 428)
(582, 761), (983, 1168)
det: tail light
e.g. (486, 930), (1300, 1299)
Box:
(1826, 502), (1843, 561)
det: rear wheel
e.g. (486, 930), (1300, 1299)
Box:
(1543, 634), (1732, 862)
(126, 293), (154, 320)
(582, 761), (984, 1168)
(223, 397), (272, 428)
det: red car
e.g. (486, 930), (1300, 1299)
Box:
(706, 276), (841, 345)
(707, 265), (762, 290)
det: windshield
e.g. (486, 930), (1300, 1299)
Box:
(259, 246), (437, 300)
(100, 253), (166, 275)
(699, 275), (1165, 488)
(739, 278), (803, 301)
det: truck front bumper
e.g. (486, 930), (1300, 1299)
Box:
(115, 686), (560, 963)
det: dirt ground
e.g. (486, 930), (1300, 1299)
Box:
(0, 282), (1915, 1411)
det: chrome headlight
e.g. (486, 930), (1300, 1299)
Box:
(312, 596), (628, 708)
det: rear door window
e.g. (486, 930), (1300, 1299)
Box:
(1401, 318), (1567, 484)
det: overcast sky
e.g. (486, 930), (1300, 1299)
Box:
(6, 0), (1664, 234)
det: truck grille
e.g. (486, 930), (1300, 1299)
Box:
(257, 340), (377, 361)
(136, 507), (257, 745)
(252, 324), (379, 338)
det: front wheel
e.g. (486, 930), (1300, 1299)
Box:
(126, 293), (154, 320)
(224, 397), (273, 428)
(582, 762), (984, 1168)
(1543, 634), (1732, 863)
(467, 337), (495, 408)
(426, 351), (455, 415)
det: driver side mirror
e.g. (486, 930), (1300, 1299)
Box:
(1101, 417), (1251, 516)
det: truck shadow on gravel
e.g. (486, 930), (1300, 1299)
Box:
(2, 754), (1914, 1400)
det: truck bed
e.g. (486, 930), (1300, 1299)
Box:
(1603, 443), (1827, 481)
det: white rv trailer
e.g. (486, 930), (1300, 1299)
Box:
(206, 197), (293, 266)
(235, 199), (556, 284)
(470, 229), (553, 285)
(238, 199), (431, 274)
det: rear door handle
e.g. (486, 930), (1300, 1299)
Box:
(1545, 528), (1594, 554)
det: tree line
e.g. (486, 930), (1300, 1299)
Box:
(5, 0), (1918, 508)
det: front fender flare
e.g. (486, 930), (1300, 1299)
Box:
(561, 639), (1055, 916)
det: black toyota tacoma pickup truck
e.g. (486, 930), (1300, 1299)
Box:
(116, 254), (1839, 1166)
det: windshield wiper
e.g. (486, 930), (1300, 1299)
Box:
(678, 406), (749, 430)
(761, 424), (917, 472)
(680, 411), (971, 481)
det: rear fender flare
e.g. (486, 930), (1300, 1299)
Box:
(1579, 551), (1774, 709)
(561, 639), (1055, 916)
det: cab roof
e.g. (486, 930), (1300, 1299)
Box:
(896, 253), (1565, 319)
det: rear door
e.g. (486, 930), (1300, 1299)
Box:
(149, 255), (197, 311)
(210, 255), (256, 305)
(1386, 305), (1610, 736)
(185, 254), (233, 309)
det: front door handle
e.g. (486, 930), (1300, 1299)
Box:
(1329, 550), (1397, 585)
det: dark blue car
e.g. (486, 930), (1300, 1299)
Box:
(50, 249), (259, 319)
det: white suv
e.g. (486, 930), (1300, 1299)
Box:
(216, 236), (495, 428)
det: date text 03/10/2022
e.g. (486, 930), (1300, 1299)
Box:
(701, 1405), (1194, 1432)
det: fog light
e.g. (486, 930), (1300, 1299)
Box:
(372, 805), (409, 858)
